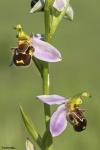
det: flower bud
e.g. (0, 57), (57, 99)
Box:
(30, 0), (45, 13)
(26, 138), (35, 150)
(64, 4), (74, 21)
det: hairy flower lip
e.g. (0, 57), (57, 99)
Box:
(67, 108), (87, 132)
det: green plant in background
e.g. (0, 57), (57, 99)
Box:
(9, 0), (91, 150)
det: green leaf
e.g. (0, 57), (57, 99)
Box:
(42, 127), (53, 150)
(32, 56), (44, 78)
(20, 105), (45, 150)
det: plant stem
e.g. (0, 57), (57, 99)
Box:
(43, 61), (51, 128)
(42, 1), (53, 150)
(43, 0), (51, 130)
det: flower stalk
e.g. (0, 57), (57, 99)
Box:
(43, 1), (53, 150)
(44, 1), (51, 42)
(43, 61), (51, 127)
(43, 0), (52, 128)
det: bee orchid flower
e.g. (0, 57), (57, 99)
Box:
(37, 91), (90, 137)
(10, 24), (61, 66)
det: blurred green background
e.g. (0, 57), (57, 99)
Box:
(0, 0), (99, 149)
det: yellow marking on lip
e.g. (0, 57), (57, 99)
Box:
(16, 51), (27, 55)
(29, 49), (33, 55)
(16, 60), (24, 64)
(83, 126), (86, 129)
(73, 118), (79, 125)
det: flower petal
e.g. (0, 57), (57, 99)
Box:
(36, 95), (68, 105)
(50, 104), (68, 137)
(30, 0), (45, 13)
(31, 38), (62, 62)
(53, 0), (66, 11)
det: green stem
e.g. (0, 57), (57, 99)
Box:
(43, 0), (51, 130)
(44, 8), (50, 41)
(43, 61), (51, 128)
(42, 1), (53, 150)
